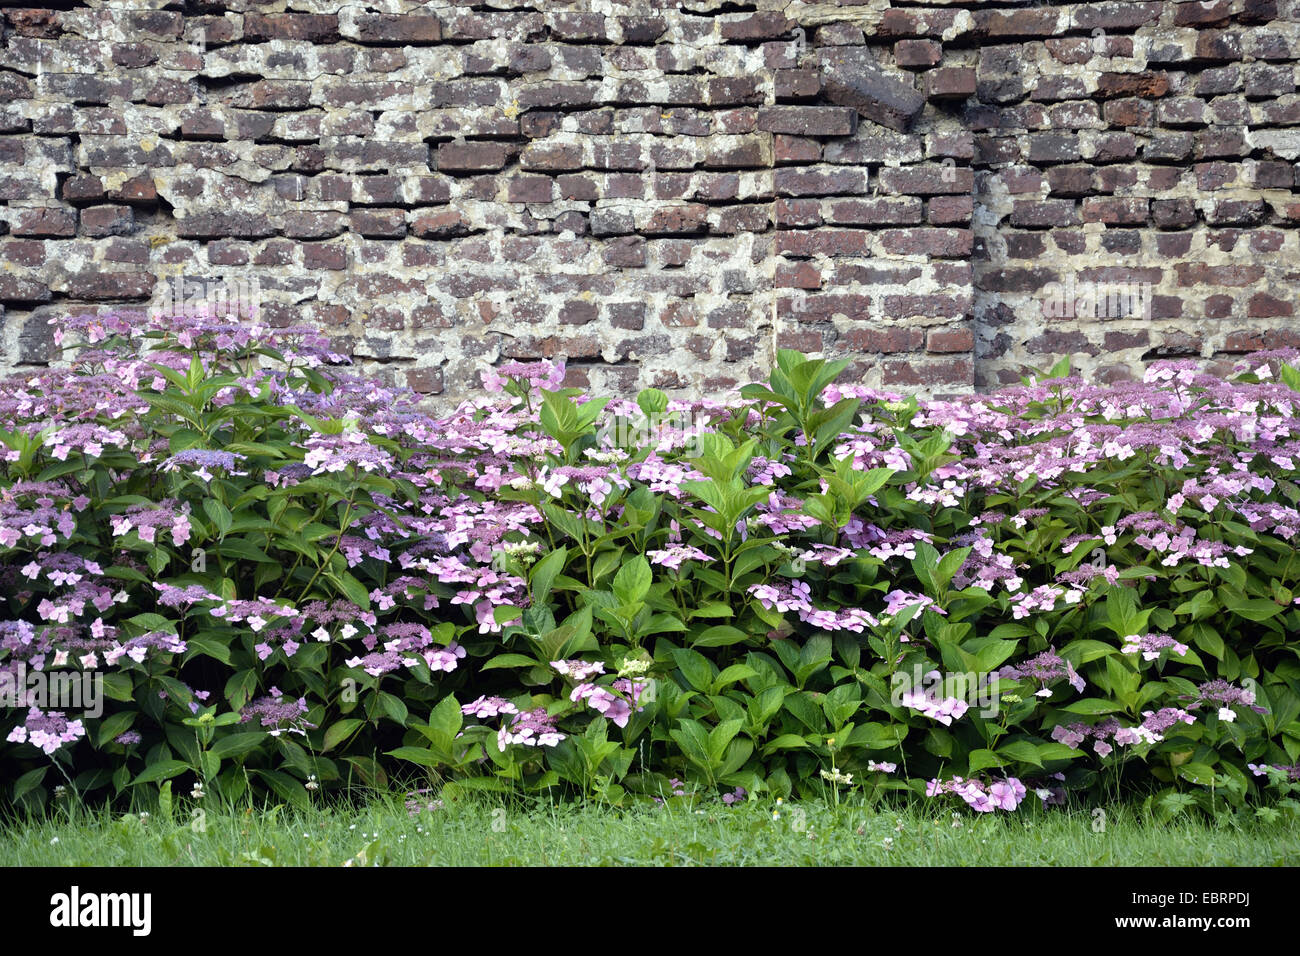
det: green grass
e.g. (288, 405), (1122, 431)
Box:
(3, 795), (1297, 866)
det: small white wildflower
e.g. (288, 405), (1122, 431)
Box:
(617, 658), (652, 679)
(819, 768), (853, 786)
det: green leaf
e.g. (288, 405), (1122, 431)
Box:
(378, 692), (409, 726)
(323, 719), (364, 753)
(209, 732), (267, 759)
(482, 653), (540, 670)
(692, 625), (749, 648)
(708, 719), (745, 763)
(428, 694), (463, 742)
(669, 719), (712, 771)
(612, 555), (652, 605)
(996, 740), (1044, 768)
(326, 570), (372, 610)
(672, 648), (717, 693)
(1221, 593), (1285, 622)
(252, 769), (310, 808)
(387, 746), (444, 768)
(202, 498), (233, 538)
(967, 749), (1002, 773)
(637, 387), (669, 417)
(96, 711), (137, 747)
(711, 664), (759, 695)
(14, 766), (47, 801)
(1061, 698), (1125, 715)
(101, 672), (134, 703)
(529, 547), (567, 607)
(132, 760), (191, 785)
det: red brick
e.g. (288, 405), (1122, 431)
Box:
(1175, 0), (1233, 25)
(244, 13), (339, 42)
(1248, 293), (1293, 318)
(1174, 263), (1264, 286)
(62, 174), (106, 203)
(283, 212), (347, 239)
(928, 195), (974, 225)
(303, 243), (348, 270)
(824, 197), (923, 226)
(776, 230), (871, 258)
(1010, 201), (1077, 228)
(973, 9), (1063, 37)
(559, 301), (598, 325)
(80, 205), (134, 237)
(879, 165), (973, 195)
(775, 262), (821, 289)
(1195, 30), (1244, 60)
(883, 295), (971, 319)
(757, 107), (858, 137)
(774, 69), (822, 99)
(883, 358), (974, 386)
(350, 208), (407, 238)
(436, 142), (513, 173)
(1205, 294), (1234, 318)
(774, 135), (821, 163)
(206, 241), (249, 266)
(508, 176), (554, 203)
(1081, 197), (1149, 225)
(1104, 98), (1155, 127)
(644, 204), (707, 234)
(1074, 3), (1163, 30)
(13, 208), (76, 237)
(0, 275), (51, 302)
(411, 209), (472, 238)
(895, 39), (942, 68)
(926, 68), (976, 100)
(720, 12), (793, 41)
(349, 13), (442, 43)
(927, 328), (975, 353)
(66, 271), (154, 299)
(776, 167), (868, 196)
(878, 228), (972, 258)
(520, 143), (583, 171)
(842, 328), (924, 353)
(0, 239), (44, 266)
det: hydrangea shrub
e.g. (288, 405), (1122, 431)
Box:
(3, 311), (1299, 818)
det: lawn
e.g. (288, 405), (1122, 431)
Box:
(3, 796), (1296, 866)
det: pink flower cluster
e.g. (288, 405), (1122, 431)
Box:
(6, 707), (86, 754)
(570, 678), (649, 729)
(927, 776), (1027, 812)
(899, 687), (970, 725)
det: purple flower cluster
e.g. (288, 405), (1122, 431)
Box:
(1121, 633), (1190, 661)
(498, 707), (565, 748)
(239, 690), (316, 737)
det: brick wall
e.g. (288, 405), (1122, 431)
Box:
(1, 1), (1298, 406)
